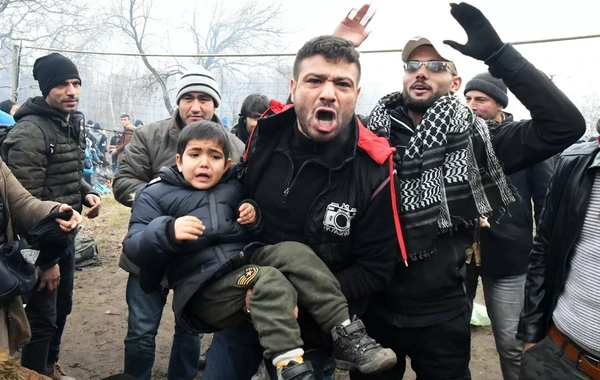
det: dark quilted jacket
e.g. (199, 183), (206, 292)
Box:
(1, 97), (96, 213)
(123, 165), (259, 331)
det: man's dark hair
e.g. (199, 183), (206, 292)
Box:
(0, 99), (16, 115)
(240, 94), (270, 118)
(120, 114), (130, 119)
(177, 120), (231, 160)
(293, 35), (361, 82)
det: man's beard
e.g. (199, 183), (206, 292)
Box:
(402, 91), (446, 114)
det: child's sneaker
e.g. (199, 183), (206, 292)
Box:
(277, 360), (315, 380)
(331, 318), (397, 374)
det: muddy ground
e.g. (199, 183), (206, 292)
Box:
(56, 195), (502, 379)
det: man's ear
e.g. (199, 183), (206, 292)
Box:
(450, 75), (462, 93)
(289, 79), (297, 103)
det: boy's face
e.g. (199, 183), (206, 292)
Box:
(176, 138), (232, 190)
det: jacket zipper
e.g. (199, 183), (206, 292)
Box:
(390, 114), (414, 133)
(208, 192), (226, 263)
(282, 154), (314, 204)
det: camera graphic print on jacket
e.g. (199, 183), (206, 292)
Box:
(323, 202), (357, 237)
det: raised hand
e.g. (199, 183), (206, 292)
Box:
(443, 2), (504, 61)
(332, 4), (375, 48)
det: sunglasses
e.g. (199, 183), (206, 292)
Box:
(404, 61), (456, 75)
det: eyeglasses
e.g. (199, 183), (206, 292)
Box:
(403, 61), (456, 75)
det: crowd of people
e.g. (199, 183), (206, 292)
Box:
(0, 2), (598, 380)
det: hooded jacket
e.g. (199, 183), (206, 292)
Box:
(114, 111), (246, 275)
(123, 165), (259, 331)
(1, 97), (97, 213)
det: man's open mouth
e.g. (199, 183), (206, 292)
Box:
(315, 109), (336, 128)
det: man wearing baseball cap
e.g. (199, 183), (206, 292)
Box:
(113, 65), (244, 380)
(358, 3), (585, 379)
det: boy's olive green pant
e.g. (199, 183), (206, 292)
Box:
(190, 241), (349, 359)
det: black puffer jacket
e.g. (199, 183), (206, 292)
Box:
(518, 142), (599, 343)
(1, 97), (97, 212)
(123, 165), (260, 331)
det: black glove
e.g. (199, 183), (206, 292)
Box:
(443, 2), (504, 61)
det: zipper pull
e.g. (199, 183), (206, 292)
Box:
(282, 187), (290, 204)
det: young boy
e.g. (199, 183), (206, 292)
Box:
(122, 121), (396, 380)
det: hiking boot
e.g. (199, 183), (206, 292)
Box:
(331, 318), (397, 374)
(47, 363), (76, 380)
(277, 360), (315, 380)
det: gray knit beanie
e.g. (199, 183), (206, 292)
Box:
(175, 66), (221, 107)
(464, 72), (508, 108)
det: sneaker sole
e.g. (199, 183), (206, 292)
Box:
(335, 348), (397, 374)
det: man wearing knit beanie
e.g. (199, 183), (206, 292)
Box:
(464, 71), (509, 122)
(111, 65), (244, 380)
(2, 52), (101, 380)
(464, 71), (555, 380)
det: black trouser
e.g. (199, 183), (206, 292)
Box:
(465, 259), (481, 313)
(350, 307), (472, 380)
(21, 244), (75, 374)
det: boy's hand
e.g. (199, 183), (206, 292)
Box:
(174, 216), (205, 241)
(237, 203), (256, 225)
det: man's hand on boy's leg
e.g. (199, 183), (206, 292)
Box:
(174, 215), (205, 241)
(238, 203), (256, 225)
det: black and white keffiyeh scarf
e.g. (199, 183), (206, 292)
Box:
(368, 92), (516, 261)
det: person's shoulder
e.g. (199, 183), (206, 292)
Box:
(135, 118), (171, 138)
(560, 141), (598, 157)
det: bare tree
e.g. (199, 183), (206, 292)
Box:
(186, 0), (285, 74)
(106, 0), (176, 114)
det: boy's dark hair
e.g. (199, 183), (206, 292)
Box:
(240, 94), (270, 118)
(120, 114), (130, 119)
(177, 120), (231, 160)
(293, 35), (361, 82)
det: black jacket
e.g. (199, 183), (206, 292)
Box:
(479, 113), (555, 277)
(366, 43), (585, 317)
(1, 97), (97, 213)
(123, 165), (260, 331)
(518, 142), (599, 343)
(244, 106), (402, 313)
(231, 120), (251, 145)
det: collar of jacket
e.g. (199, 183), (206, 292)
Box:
(589, 147), (600, 169)
(168, 110), (224, 141)
(255, 106), (394, 166)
